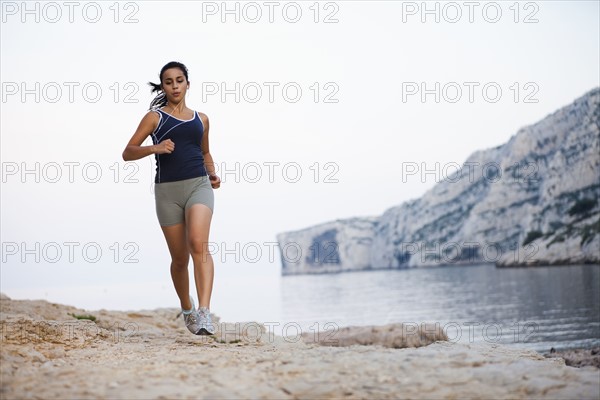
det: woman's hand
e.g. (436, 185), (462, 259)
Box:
(209, 174), (221, 189)
(154, 139), (175, 154)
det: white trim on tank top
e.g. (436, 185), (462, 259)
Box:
(158, 107), (195, 122)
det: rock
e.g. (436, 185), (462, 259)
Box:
(301, 322), (448, 348)
(277, 87), (600, 273)
(276, 217), (379, 275)
(543, 347), (600, 369)
(213, 321), (267, 344)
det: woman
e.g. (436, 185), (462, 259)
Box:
(122, 61), (221, 335)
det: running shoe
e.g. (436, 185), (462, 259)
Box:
(197, 306), (215, 335)
(182, 296), (201, 334)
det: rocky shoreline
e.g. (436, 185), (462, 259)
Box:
(1, 294), (599, 399)
(542, 347), (600, 369)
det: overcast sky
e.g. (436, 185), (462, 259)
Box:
(1, 0), (599, 321)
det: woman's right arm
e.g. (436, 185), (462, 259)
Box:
(122, 111), (174, 161)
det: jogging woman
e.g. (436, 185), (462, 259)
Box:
(122, 61), (220, 335)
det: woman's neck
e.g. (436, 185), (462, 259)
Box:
(165, 100), (187, 113)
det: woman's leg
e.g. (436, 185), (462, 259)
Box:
(160, 223), (193, 310)
(185, 204), (214, 309)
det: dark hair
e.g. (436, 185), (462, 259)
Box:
(148, 61), (189, 110)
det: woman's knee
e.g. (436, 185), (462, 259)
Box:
(171, 255), (189, 269)
(188, 237), (209, 256)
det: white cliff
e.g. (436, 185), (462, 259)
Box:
(277, 88), (600, 274)
(276, 217), (379, 276)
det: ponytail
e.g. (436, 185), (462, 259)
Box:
(148, 81), (167, 110)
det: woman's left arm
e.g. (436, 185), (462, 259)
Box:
(199, 112), (221, 189)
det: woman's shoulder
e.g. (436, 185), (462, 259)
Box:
(195, 110), (209, 126)
(145, 109), (162, 121)
(139, 109), (161, 128)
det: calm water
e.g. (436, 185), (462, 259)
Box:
(279, 264), (600, 353)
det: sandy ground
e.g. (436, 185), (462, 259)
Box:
(1, 294), (599, 400)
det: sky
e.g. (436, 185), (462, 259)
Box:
(1, 0), (599, 321)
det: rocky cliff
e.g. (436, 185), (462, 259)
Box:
(277, 88), (600, 275)
(276, 217), (379, 275)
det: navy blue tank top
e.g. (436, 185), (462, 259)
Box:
(150, 108), (207, 183)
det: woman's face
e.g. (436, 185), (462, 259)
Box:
(161, 68), (188, 104)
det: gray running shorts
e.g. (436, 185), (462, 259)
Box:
(154, 175), (214, 226)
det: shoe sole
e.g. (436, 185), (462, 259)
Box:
(196, 328), (214, 336)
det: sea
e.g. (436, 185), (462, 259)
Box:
(278, 263), (600, 353)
